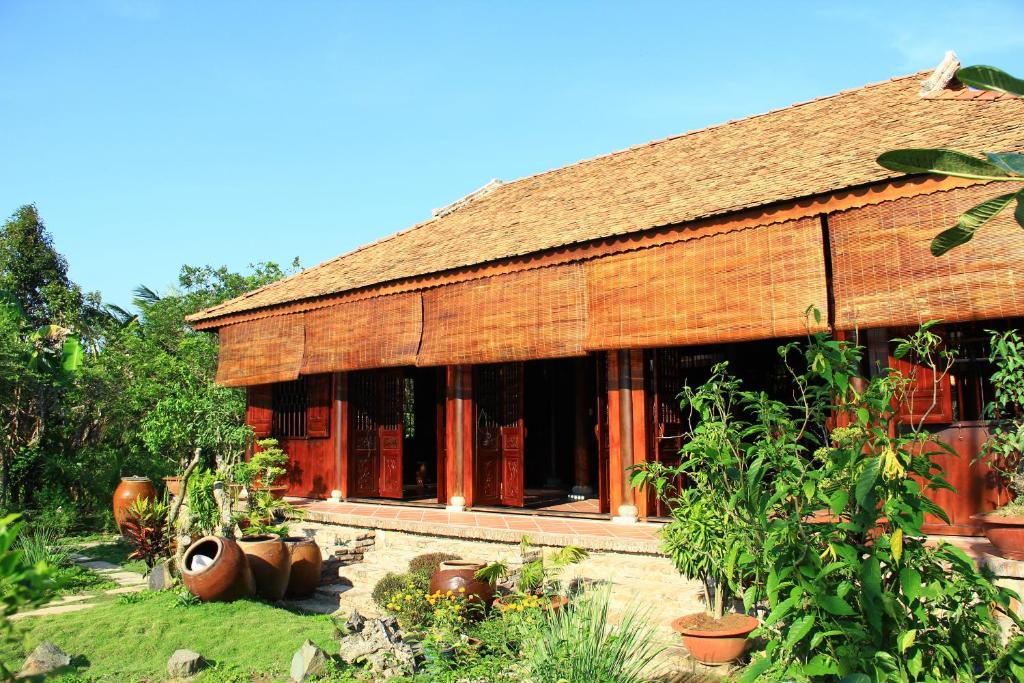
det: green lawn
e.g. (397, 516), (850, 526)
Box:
(2, 592), (346, 682)
(70, 538), (149, 576)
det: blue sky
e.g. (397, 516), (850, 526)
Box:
(2, 1), (1023, 309)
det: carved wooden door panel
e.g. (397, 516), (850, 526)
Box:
(377, 370), (405, 499)
(499, 363), (525, 507)
(474, 365), (504, 506)
(349, 372), (379, 498)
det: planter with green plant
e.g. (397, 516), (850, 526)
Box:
(971, 329), (1024, 559)
(475, 536), (588, 610)
(232, 438), (295, 534)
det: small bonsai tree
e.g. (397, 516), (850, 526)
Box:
(233, 438), (289, 490)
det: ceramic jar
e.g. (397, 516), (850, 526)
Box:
(181, 536), (255, 602)
(112, 476), (157, 531)
(283, 536), (323, 597)
(429, 560), (494, 606)
(238, 534), (291, 600)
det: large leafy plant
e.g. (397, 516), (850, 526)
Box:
(878, 65), (1024, 255)
(636, 321), (1024, 681)
(121, 496), (171, 569)
(978, 328), (1024, 516)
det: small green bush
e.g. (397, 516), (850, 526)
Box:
(407, 552), (460, 578)
(371, 572), (408, 610)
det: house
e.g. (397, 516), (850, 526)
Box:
(187, 55), (1024, 537)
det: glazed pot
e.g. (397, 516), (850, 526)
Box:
(112, 476), (157, 531)
(163, 476), (182, 498)
(973, 513), (1024, 560)
(238, 534), (291, 600)
(181, 536), (255, 602)
(283, 536), (323, 597)
(430, 561), (494, 606)
(671, 612), (759, 665)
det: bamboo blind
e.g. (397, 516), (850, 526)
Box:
(302, 293), (423, 373)
(417, 263), (588, 366)
(829, 183), (1024, 330)
(585, 217), (829, 349)
(215, 314), (305, 388)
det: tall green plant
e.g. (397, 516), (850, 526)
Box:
(978, 329), (1024, 515)
(878, 65), (1024, 255)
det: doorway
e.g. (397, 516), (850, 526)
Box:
(348, 367), (444, 504)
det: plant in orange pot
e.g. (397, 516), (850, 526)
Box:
(972, 329), (1024, 559)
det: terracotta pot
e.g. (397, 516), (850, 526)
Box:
(163, 476), (182, 498)
(238, 534), (291, 600)
(973, 513), (1024, 560)
(430, 561), (494, 606)
(112, 476), (157, 531)
(671, 612), (759, 665)
(283, 536), (323, 598)
(181, 536), (255, 602)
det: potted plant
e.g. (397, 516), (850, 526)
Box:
(235, 438), (289, 499)
(972, 329), (1024, 558)
(476, 536), (588, 610)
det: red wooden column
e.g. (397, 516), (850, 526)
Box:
(334, 372), (348, 501)
(606, 350), (648, 523)
(444, 365), (472, 511)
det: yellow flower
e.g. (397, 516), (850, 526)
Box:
(881, 447), (905, 481)
(458, 587), (466, 593)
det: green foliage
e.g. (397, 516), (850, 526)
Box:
(372, 571), (413, 610)
(375, 571), (433, 628)
(476, 537), (588, 596)
(187, 469), (222, 535)
(877, 64), (1024, 255)
(979, 329), (1024, 515)
(0, 514), (56, 678)
(407, 552), (460, 578)
(526, 586), (663, 683)
(635, 326), (1024, 682)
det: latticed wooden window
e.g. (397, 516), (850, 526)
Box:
(272, 378), (308, 437)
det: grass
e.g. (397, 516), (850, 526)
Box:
(1, 591), (344, 682)
(71, 539), (148, 576)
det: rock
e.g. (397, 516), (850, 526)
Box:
(148, 559), (175, 591)
(345, 609), (366, 634)
(167, 649), (205, 677)
(290, 640), (328, 683)
(338, 617), (416, 679)
(18, 640), (71, 677)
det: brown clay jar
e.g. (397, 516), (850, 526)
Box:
(283, 536), (323, 597)
(429, 561), (494, 605)
(112, 476), (157, 531)
(238, 534), (291, 600)
(181, 536), (255, 602)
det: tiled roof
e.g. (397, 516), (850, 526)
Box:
(188, 70), (1024, 323)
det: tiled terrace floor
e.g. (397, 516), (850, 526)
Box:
(290, 498), (663, 554)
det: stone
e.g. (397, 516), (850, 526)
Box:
(148, 559), (175, 591)
(167, 649), (205, 677)
(345, 609), (366, 634)
(18, 640), (71, 677)
(290, 640), (328, 683)
(338, 617), (416, 679)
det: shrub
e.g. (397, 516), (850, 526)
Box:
(407, 552), (460, 578)
(372, 572), (409, 610)
(526, 586), (662, 683)
(379, 572), (432, 628)
(121, 497), (170, 569)
(16, 524), (70, 568)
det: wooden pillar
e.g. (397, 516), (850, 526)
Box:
(629, 350), (649, 520)
(570, 358), (592, 499)
(607, 350), (645, 523)
(445, 365), (472, 511)
(334, 372), (348, 501)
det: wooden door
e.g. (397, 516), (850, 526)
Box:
(648, 349), (689, 518)
(377, 371), (404, 499)
(595, 354), (610, 514)
(349, 372), (380, 498)
(474, 363), (524, 507)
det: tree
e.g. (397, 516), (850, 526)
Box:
(877, 66), (1024, 256)
(0, 205), (83, 328)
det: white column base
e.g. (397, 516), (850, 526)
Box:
(569, 484), (593, 501)
(329, 490), (342, 503)
(445, 495), (466, 512)
(612, 504), (639, 524)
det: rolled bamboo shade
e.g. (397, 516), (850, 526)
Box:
(417, 263), (587, 366)
(829, 183), (1024, 330)
(302, 293), (422, 373)
(215, 314), (305, 388)
(585, 217), (829, 349)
